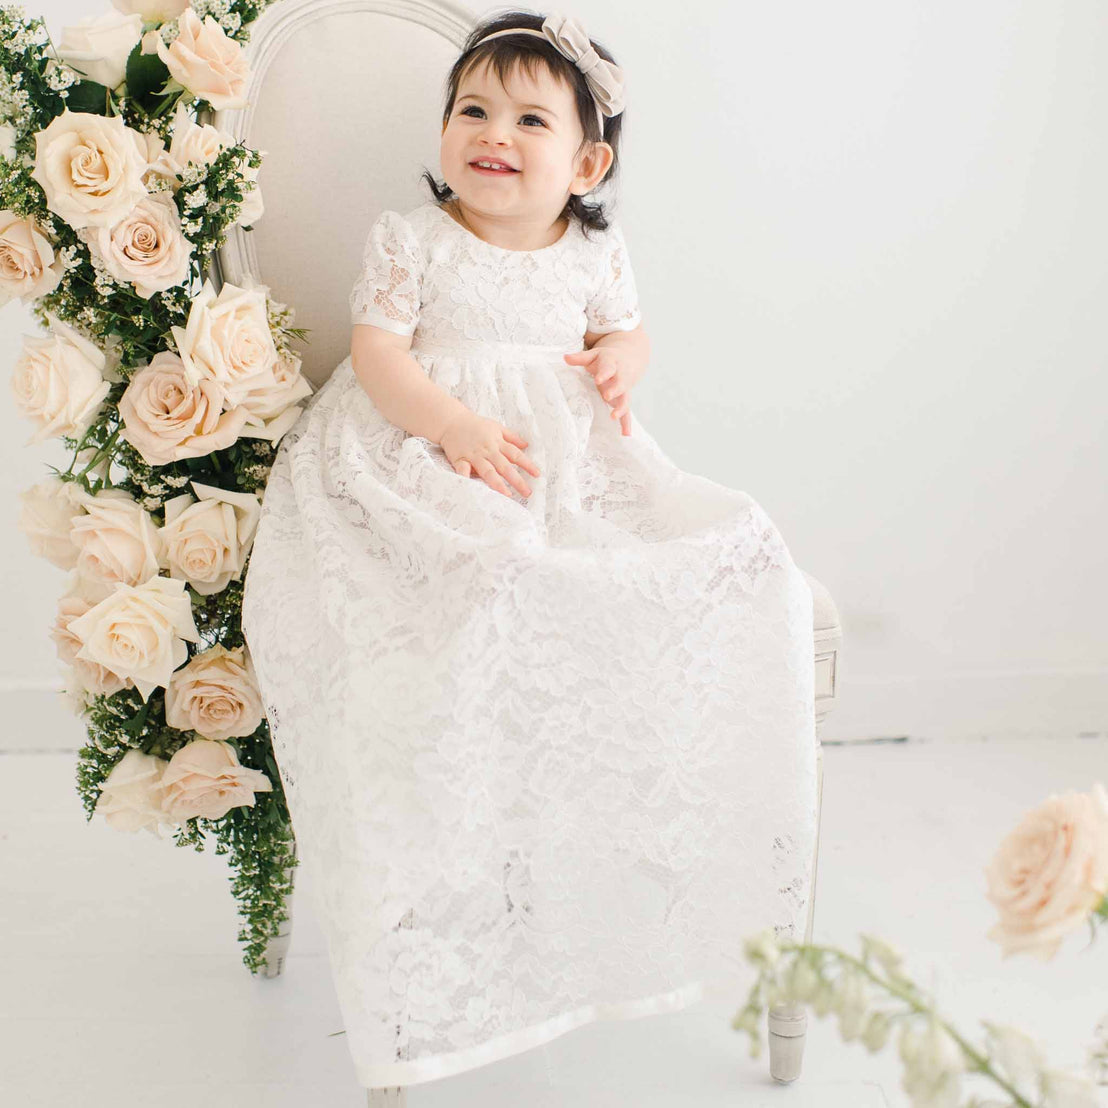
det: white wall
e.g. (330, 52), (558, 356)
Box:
(4, 0), (1106, 745)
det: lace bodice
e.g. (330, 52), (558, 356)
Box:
(348, 201), (642, 349)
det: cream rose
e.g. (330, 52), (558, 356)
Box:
(155, 7), (251, 111)
(51, 592), (135, 697)
(985, 782), (1108, 960)
(94, 749), (176, 834)
(171, 278), (279, 403)
(83, 191), (192, 298)
(159, 480), (261, 595)
(236, 350), (312, 443)
(165, 644), (264, 741)
(69, 487), (163, 588)
(160, 738), (272, 822)
(111, 0), (190, 22)
(235, 160), (263, 227)
(16, 476), (93, 570)
(11, 312), (112, 445)
(66, 574), (201, 702)
(167, 98), (235, 175)
(0, 209), (65, 304)
(55, 10), (143, 90)
(30, 110), (148, 230)
(117, 349), (252, 465)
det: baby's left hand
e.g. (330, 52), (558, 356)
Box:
(563, 348), (635, 436)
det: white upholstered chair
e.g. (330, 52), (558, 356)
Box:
(209, 0), (843, 1099)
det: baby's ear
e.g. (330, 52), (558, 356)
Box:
(585, 141), (614, 186)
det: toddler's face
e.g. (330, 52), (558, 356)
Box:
(440, 58), (610, 224)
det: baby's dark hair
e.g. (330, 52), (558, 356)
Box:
(419, 8), (624, 235)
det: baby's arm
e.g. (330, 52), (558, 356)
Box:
(350, 324), (469, 443)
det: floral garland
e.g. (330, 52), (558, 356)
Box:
(2, 0), (310, 973)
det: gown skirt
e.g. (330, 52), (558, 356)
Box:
(240, 331), (819, 1088)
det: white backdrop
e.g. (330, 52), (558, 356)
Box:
(3, 0), (1106, 746)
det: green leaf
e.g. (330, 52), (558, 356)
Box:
(125, 42), (170, 107)
(65, 79), (111, 116)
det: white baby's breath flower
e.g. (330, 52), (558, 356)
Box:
(861, 1010), (892, 1053)
(982, 1021), (1047, 1100)
(743, 927), (780, 969)
(1039, 1068), (1100, 1108)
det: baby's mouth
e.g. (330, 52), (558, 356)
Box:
(469, 160), (520, 174)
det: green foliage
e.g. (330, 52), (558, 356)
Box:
(4, 0), (305, 974)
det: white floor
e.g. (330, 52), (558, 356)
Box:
(2, 728), (1106, 1108)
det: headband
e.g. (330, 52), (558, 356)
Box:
(473, 12), (626, 134)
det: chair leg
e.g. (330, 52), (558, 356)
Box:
(366, 1088), (407, 1106)
(768, 741), (825, 1082)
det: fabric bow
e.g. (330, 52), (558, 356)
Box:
(539, 13), (626, 119)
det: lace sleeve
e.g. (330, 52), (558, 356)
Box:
(349, 209), (423, 334)
(585, 221), (642, 333)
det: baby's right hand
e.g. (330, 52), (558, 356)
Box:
(439, 411), (540, 499)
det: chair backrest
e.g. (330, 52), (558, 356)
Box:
(211, 0), (475, 388)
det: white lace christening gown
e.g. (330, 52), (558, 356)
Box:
(240, 199), (818, 1089)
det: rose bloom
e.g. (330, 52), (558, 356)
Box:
(15, 475), (92, 571)
(94, 749), (175, 835)
(11, 312), (111, 445)
(65, 574), (201, 702)
(236, 350), (312, 443)
(111, 0), (189, 23)
(985, 782), (1108, 960)
(160, 738), (272, 823)
(68, 487), (163, 588)
(155, 7), (251, 111)
(0, 209), (64, 305)
(117, 349), (252, 466)
(82, 191), (192, 298)
(30, 110), (148, 230)
(171, 278), (279, 404)
(55, 10), (143, 90)
(165, 644), (264, 741)
(51, 592), (134, 697)
(159, 480), (261, 595)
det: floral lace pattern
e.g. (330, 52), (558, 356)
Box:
(242, 200), (818, 1089)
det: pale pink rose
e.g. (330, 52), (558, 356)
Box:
(136, 129), (182, 192)
(66, 574), (201, 702)
(165, 644), (263, 741)
(0, 209), (64, 305)
(30, 110), (148, 230)
(236, 350), (312, 443)
(68, 487), (163, 588)
(94, 749), (174, 834)
(160, 738), (272, 822)
(117, 349), (252, 465)
(11, 312), (112, 445)
(51, 592), (134, 697)
(112, 0), (189, 23)
(15, 476), (93, 570)
(155, 8), (251, 111)
(167, 99), (235, 174)
(170, 278), (279, 403)
(985, 782), (1108, 960)
(82, 191), (192, 298)
(55, 10), (143, 90)
(159, 479), (261, 595)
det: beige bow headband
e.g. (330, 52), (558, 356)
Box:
(473, 12), (626, 133)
